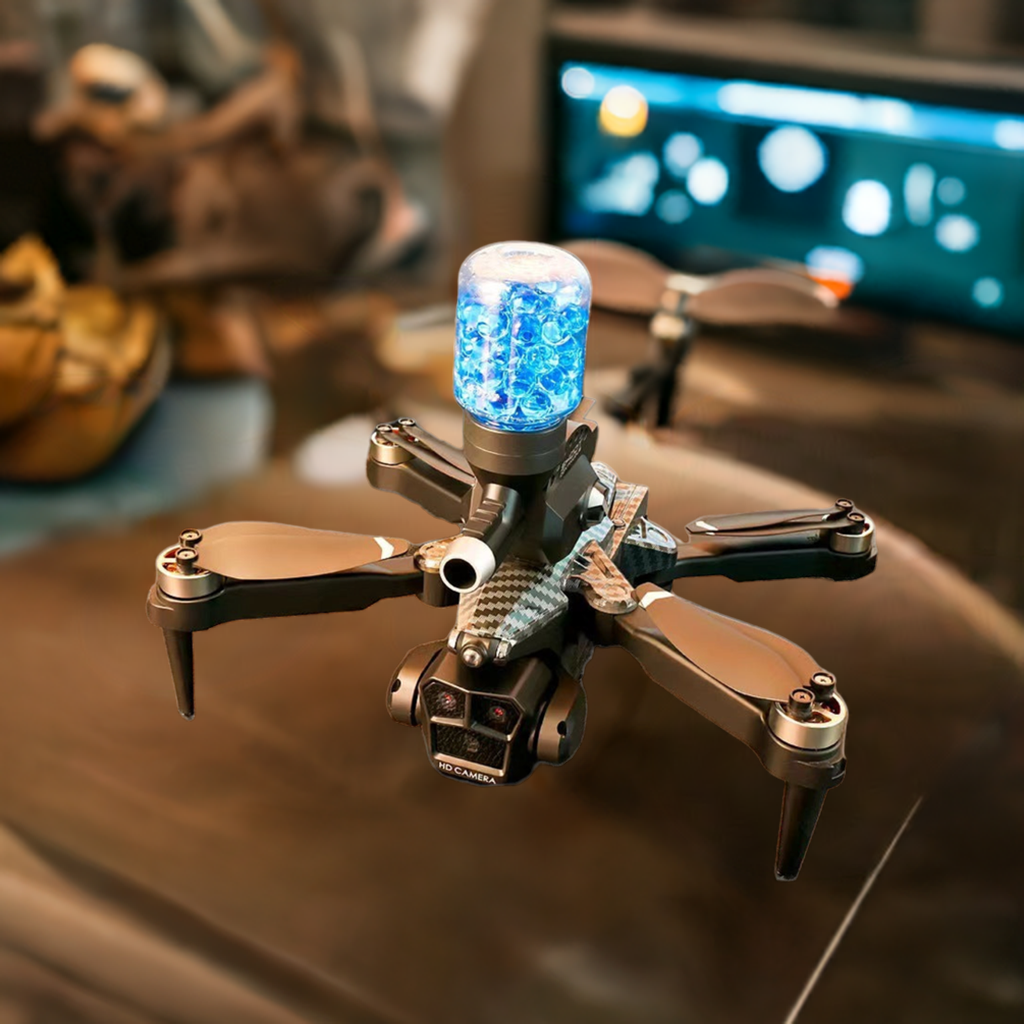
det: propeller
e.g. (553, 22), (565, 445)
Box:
(687, 505), (851, 538)
(564, 238), (669, 316)
(686, 271), (838, 329)
(158, 523), (410, 719)
(624, 583), (838, 879)
(194, 522), (409, 581)
(632, 583), (820, 703)
(689, 508), (839, 533)
(562, 238), (841, 330)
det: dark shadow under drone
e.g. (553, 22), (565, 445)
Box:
(148, 404), (875, 880)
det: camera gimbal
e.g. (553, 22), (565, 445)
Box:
(148, 398), (875, 880)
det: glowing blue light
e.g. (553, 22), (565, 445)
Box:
(862, 98), (914, 134)
(842, 180), (891, 236)
(936, 213), (979, 252)
(663, 132), (703, 177)
(565, 61), (1024, 153)
(758, 125), (828, 193)
(805, 246), (865, 284)
(656, 189), (692, 224)
(581, 152), (659, 216)
(936, 176), (965, 206)
(454, 242), (590, 432)
(994, 119), (1024, 150)
(718, 82), (911, 135)
(719, 81), (861, 128)
(903, 163), (935, 226)
(561, 66), (595, 100)
(972, 277), (1003, 308)
(686, 157), (729, 205)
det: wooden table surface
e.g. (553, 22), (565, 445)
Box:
(0, 406), (1022, 1023)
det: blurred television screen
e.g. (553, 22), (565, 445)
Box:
(550, 56), (1024, 332)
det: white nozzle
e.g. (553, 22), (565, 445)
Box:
(440, 536), (497, 593)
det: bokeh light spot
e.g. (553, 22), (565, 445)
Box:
(936, 176), (966, 206)
(842, 179), (891, 236)
(599, 85), (648, 137)
(758, 125), (828, 193)
(686, 157), (729, 206)
(663, 132), (703, 178)
(561, 66), (594, 100)
(994, 119), (1024, 150)
(581, 152), (659, 216)
(972, 277), (1003, 308)
(805, 246), (865, 296)
(903, 163), (935, 226)
(936, 213), (979, 252)
(656, 190), (692, 224)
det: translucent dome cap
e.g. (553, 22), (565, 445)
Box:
(453, 241), (591, 432)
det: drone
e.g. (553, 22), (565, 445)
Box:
(148, 241), (876, 880)
(562, 238), (855, 429)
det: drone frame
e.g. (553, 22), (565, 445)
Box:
(148, 407), (875, 880)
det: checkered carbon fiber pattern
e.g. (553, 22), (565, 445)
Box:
(452, 465), (679, 658)
(456, 519), (613, 647)
(619, 517), (678, 579)
(608, 482), (649, 558)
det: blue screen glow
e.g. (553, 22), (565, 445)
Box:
(555, 61), (1024, 332)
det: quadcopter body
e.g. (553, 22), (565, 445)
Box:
(147, 241), (876, 879)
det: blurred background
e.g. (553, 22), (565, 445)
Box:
(0, 2), (1023, 1022)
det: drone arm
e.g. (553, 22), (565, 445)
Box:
(147, 556), (424, 633)
(668, 542), (876, 584)
(367, 419), (475, 524)
(606, 590), (847, 880)
(649, 500), (877, 585)
(147, 557), (423, 719)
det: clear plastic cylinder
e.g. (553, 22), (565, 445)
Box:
(453, 241), (591, 432)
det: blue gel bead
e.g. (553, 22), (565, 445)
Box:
(540, 366), (568, 394)
(458, 300), (485, 328)
(508, 373), (534, 399)
(520, 388), (554, 421)
(453, 242), (591, 432)
(520, 345), (557, 376)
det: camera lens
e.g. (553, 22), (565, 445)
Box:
(423, 681), (466, 719)
(474, 697), (519, 735)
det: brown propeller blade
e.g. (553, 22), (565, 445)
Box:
(562, 238), (671, 316)
(195, 522), (409, 580)
(563, 237), (839, 328)
(633, 582), (820, 703)
(686, 270), (838, 328)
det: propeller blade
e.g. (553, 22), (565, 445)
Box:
(194, 522), (409, 581)
(634, 583), (820, 703)
(713, 267), (828, 299)
(563, 238), (842, 330)
(562, 238), (672, 316)
(686, 271), (839, 328)
(687, 506), (843, 536)
(399, 422), (473, 476)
